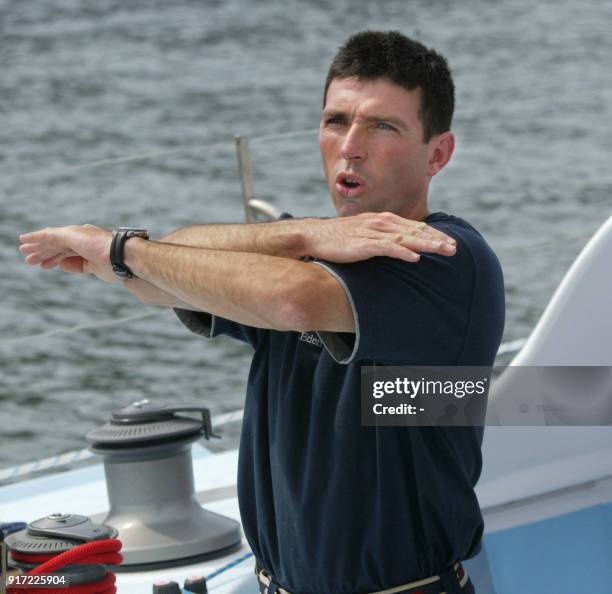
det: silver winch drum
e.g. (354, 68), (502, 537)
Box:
(86, 400), (241, 570)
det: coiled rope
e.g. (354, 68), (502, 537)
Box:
(7, 539), (123, 594)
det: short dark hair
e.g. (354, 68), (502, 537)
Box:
(323, 31), (455, 143)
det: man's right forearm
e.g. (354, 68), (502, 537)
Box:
(123, 277), (202, 311)
(123, 220), (311, 311)
(123, 219), (307, 311)
(160, 219), (308, 259)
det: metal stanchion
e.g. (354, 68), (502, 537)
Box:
(235, 135), (257, 223)
(234, 135), (280, 223)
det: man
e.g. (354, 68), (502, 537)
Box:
(19, 31), (504, 594)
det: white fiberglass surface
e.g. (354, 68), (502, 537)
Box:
(479, 426), (612, 508)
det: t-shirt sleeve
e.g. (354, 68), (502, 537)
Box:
(312, 241), (475, 365)
(173, 309), (262, 348)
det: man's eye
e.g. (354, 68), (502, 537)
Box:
(377, 122), (397, 131)
(325, 117), (344, 125)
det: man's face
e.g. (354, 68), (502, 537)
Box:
(320, 77), (433, 218)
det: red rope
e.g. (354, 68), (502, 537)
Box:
(8, 538), (122, 594)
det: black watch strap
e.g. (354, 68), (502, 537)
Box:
(110, 227), (149, 278)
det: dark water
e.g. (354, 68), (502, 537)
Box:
(1, 0), (611, 466)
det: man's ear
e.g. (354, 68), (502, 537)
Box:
(426, 131), (455, 177)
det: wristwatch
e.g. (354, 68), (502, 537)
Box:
(110, 227), (149, 278)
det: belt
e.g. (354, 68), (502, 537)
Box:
(256, 562), (470, 594)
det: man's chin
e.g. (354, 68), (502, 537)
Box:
(336, 200), (366, 217)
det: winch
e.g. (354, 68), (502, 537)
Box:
(86, 399), (241, 569)
(4, 513), (122, 591)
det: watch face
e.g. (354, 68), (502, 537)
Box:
(114, 227), (149, 240)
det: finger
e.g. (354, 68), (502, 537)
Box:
(388, 245), (421, 263)
(23, 246), (78, 263)
(415, 225), (456, 246)
(378, 217), (456, 246)
(19, 243), (40, 255)
(20, 227), (77, 252)
(25, 253), (46, 266)
(19, 229), (50, 243)
(20, 240), (63, 260)
(40, 256), (61, 269)
(373, 239), (421, 262)
(24, 250), (65, 264)
(387, 220), (455, 245)
(367, 214), (457, 246)
(400, 235), (456, 256)
(405, 223), (452, 242)
(372, 232), (455, 256)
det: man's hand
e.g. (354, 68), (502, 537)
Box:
(19, 224), (119, 283)
(300, 212), (456, 263)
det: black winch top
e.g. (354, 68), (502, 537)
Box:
(86, 399), (219, 447)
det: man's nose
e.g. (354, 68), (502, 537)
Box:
(340, 124), (367, 161)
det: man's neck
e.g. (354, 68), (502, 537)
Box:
(398, 200), (430, 221)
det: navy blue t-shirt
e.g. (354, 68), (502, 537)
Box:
(175, 212), (505, 594)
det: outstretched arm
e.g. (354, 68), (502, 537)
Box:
(18, 213), (456, 331)
(19, 225), (353, 331)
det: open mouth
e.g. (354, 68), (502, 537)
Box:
(336, 172), (366, 194)
(342, 177), (360, 189)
